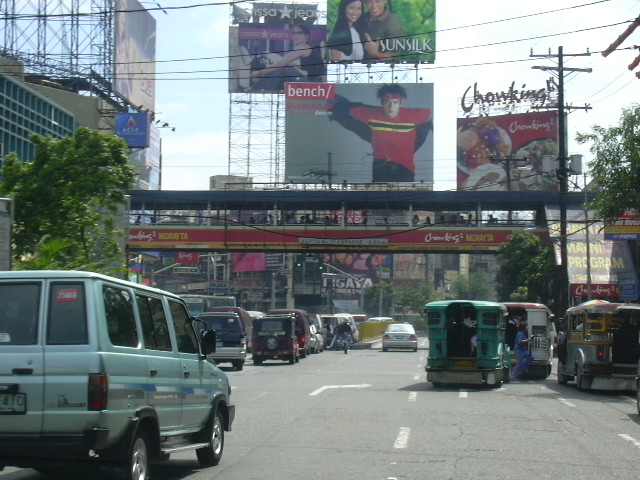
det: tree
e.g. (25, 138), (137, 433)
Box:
(496, 232), (556, 305)
(393, 281), (436, 313)
(575, 103), (640, 222)
(0, 127), (136, 273)
(363, 282), (394, 316)
(451, 269), (492, 300)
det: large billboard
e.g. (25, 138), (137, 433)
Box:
(114, 0), (156, 111)
(229, 3), (327, 94)
(285, 83), (434, 184)
(457, 112), (559, 192)
(326, 0), (436, 63)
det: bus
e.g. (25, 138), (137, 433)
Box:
(557, 301), (640, 391)
(503, 302), (555, 378)
(425, 300), (511, 387)
(181, 294), (236, 316)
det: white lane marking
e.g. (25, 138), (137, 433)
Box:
(619, 434), (640, 448)
(394, 427), (411, 449)
(413, 374), (420, 381)
(559, 398), (576, 407)
(309, 384), (371, 396)
(459, 390), (468, 398)
(416, 363), (422, 368)
(255, 391), (268, 399)
(408, 392), (417, 402)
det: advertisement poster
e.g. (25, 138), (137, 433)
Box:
(114, 0), (156, 111)
(546, 206), (638, 287)
(326, 0), (436, 63)
(457, 112), (559, 192)
(285, 82), (434, 184)
(229, 23), (327, 93)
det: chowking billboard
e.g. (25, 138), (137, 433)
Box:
(456, 111), (559, 192)
(326, 0), (436, 63)
(285, 83), (434, 184)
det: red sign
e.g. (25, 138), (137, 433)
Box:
(57, 289), (79, 302)
(570, 284), (620, 298)
(176, 252), (200, 264)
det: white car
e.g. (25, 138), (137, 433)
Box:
(382, 323), (418, 352)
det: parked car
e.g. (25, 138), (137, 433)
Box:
(252, 313), (300, 365)
(267, 308), (312, 358)
(382, 323), (418, 352)
(197, 312), (247, 370)
(0, 270), (235, 480)
(310, 324), (324, 353)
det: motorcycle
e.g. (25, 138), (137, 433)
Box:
(335, 332), (351, 354)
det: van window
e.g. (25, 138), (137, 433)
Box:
(0, 283), (40, 345)
(201, 316), (242, 333)
(103, 286), (139, 348)
(137, 294), (172, 351)
(48, 283), (87, 345)
(170, 300), (199, 354)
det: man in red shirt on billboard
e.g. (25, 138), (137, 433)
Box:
(331, 84), (432, 182)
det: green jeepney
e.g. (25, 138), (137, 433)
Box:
(425, 300), (511, 387)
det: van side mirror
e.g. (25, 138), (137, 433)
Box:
(201, 329), (217, 355)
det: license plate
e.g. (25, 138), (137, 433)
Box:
(0, 393), (26, 414)
(454, 360), (473, 369)
(394, 336), (406, 339)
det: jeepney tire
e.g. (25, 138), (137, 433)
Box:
(557, 360), (569, 385)
(503, 367), (511, 384)
(126, 429), (150, 480)
(432, 382), (443, 388)
(233, 361), (244, 371)
(576, 366), (592, 391)
(196, 409), (224, 467)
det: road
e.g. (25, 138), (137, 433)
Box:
(3, 338), (640, 480)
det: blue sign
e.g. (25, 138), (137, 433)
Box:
(620, 284), (640, 300)
(115, 113), (150, 148)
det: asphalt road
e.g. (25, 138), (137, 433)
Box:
(3, 338), (640, 480)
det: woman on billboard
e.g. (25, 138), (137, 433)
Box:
(250, 23), (326, 91)
(327, 0), (368, 61)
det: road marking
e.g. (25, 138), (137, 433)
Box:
(559, 398), (575, 407)
(394, 427), (410, 449)
(408, 392), (417, 402)
(416, 363), (422, 368)
(459, 390), (468, 398)
(413, 374), (420, 381)
(255, 391), (268, 399)
(309, 384), (372, 396)
(619, 434), (640, 448)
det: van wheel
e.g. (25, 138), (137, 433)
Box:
(196, 409), (224, 467)
(127, 430), (150, 480)
(636, 382), (640, 414)
(253, 356), (263, 365)
(233, 361), (244, 371)
(289, 354), (295, 364)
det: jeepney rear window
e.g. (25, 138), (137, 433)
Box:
(427, 312), (440, 325)
(482, 312), (500, 325)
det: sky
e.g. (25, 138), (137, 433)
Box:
(152, 0), (640, 191)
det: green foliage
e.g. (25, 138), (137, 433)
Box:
(452, 269), (492, 300)
(576, 103), (640, 222)
(363, 282), (394, 316)
(393, 281), (435, 313)
(496, 232), (555, 304)
(509, 286), (529, 302)
(0, 127), (136, 273)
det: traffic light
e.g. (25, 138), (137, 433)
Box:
(295, 255), (303, 268)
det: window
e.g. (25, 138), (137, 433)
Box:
(170, 300), (198, 354)
(103, 285), (139, 347)
(0, 283), (40, 345)
(48, 283), (87, 345)
(136, 294), (172, 351)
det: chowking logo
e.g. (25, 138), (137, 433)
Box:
(424, 232), (464, 244)
(129, 231), (156, 242)
(574, 284), (620, 296)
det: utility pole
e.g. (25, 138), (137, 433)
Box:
(531, 46), (592, 314)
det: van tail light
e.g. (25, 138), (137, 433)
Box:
(88, 373), (108, 411)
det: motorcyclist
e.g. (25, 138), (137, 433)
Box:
(330, 319), (353, 349)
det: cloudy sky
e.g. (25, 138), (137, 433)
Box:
(151, 0), (639, 191)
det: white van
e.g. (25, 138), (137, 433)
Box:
(0, 271), (235, 480)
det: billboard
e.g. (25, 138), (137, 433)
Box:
(128, 124), (160, 190)
(285, 83), (434, 184)
(114, 0), (156, 111)
(116, 113), (150, 148)
(229, 22), (327, 93)
(456, 112), (559, 192)
(326, 0), (436, 63)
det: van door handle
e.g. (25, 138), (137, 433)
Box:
(150, 369), (158, 377)
(183, 371), (190, 378)
(13, 368), (33, 375)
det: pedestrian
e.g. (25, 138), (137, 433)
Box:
(512, 323), (533, 379)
